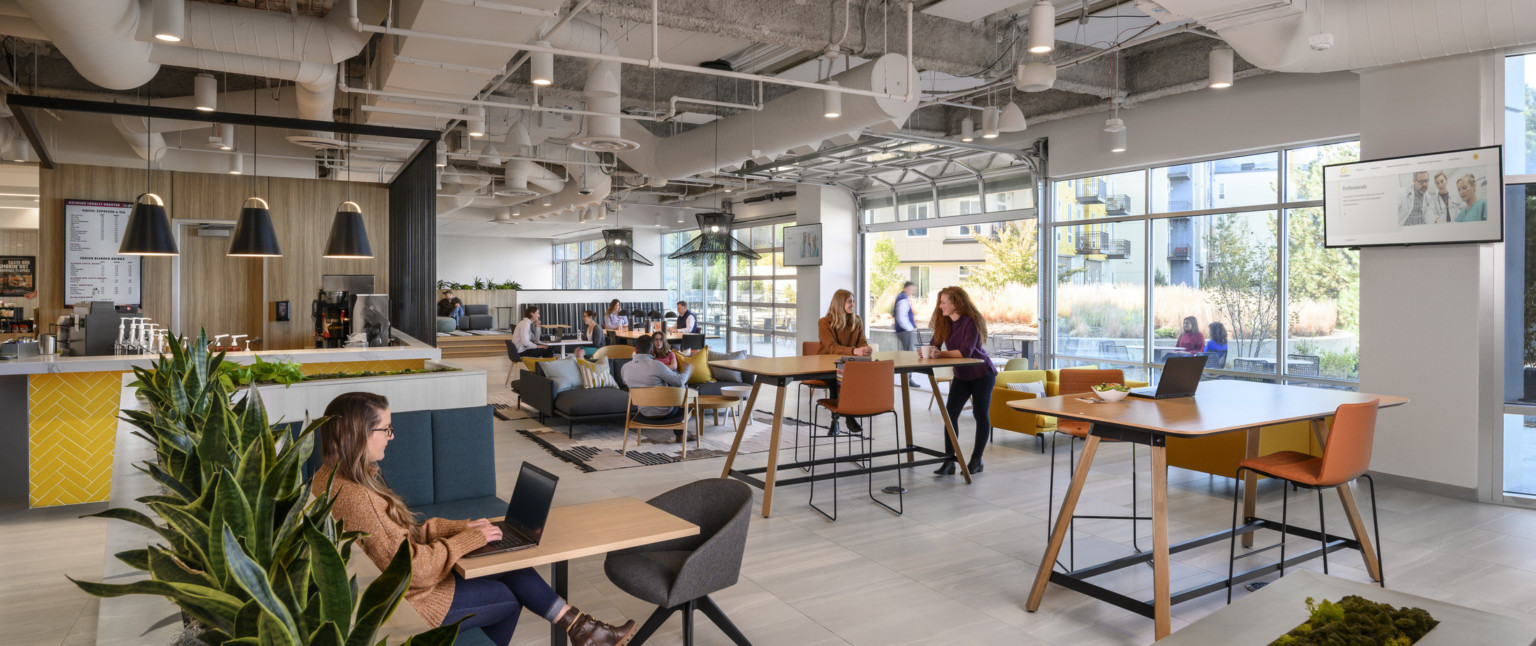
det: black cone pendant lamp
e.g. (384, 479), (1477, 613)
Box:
(666, 211), (760, 261)
(119, 192), (178, 256)
(119, 86), (178, 256)
(229, 197), (282, 257)
(324, 201), (373, 258)
(324, 124), (372, 259)
(581, 229), (653, 266)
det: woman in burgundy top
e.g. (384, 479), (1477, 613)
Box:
(928, 286), (997, 475)
(1175, 316), (1205, 354)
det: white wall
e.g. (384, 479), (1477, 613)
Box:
(1008, 71), (1360, 178)
(436, 235), (553, 289)
(1356, 53), (1501, 495)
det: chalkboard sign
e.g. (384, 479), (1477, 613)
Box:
(0, 256), (33, 297)
(65, 199), (142, 306)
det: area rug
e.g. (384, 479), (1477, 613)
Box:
(489, 392), (804, 472)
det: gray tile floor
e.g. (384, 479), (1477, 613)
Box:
(12, 355), (1536, 645)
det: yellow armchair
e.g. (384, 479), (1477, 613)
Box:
(991, 370), (1054, 450)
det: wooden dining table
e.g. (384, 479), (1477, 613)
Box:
(1006, 380), (1407, 640)
(709, 352), (984, 517)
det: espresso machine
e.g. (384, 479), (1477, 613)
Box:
(313, 289), (355, 348)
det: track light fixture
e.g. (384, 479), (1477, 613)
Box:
(960, 116), (975, 143)
(1027, 1), (1055, 54)
(194, 73), (217, 112)
(1209, 46), (1235, 89)
(152, 0), (185, 42)
(530, 41), (554, 86)
(823, 80), (842, 118)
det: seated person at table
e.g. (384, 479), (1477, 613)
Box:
(578, 310), (604, 357)
(651, 331), (675, 367)
(620, 335), (694, 443)
(313, 392), (636, 646)
(818, 288), (872, 434)
(603, 299), (625, 330)
(437, 290), (465, 326)
(675, 301), (698, 334)
(1175, 316), (1204, 354)
(1202, 321), (1228, 368)
(511, 305), (552, 358)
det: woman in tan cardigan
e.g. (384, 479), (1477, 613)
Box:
(816, 289), (872, 434)
(313, 392), (636, 646)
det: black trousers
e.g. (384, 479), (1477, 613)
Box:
(520, 346), (554, 358)
(942, 372), (996, 462)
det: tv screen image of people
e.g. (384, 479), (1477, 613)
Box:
(1323, 145), (1503, 248)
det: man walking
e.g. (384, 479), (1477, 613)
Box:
(893, 281), (920, 386)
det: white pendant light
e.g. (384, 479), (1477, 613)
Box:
(1208, 46), (1235, 89)
(228, 153), (243, 175)
(435, 141), (448, 167)
(530, 41), (554, 86)
(1027, 1), (1055, 54)
(981, 106), (1000, 139)
(10, 138), (32, 163)
(153, 0), (185, 42)
(960, 116), (975, 143)
(1104, 118), (1127, 153)
(218, 123), (235, 150)
(998, 103), (1028, 132)
(823, 80), (842, 118)
(1015, 62), (1056, 92)
(193, 73), (217, 112)
(481, 144), (502, 166)
(542, 194), (553, 207)
(467, 106), (486, 138)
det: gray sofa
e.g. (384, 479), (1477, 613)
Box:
(458, 303), (494, 331)
(519, 357), (754, 438)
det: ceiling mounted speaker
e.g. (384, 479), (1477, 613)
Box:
(119, 193), (178, 256)
(194, 73), (217, 112)
(1027, 0), (1055, 54)
(1015, 62), (1056, 92)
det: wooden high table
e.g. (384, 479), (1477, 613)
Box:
(1006, 381), (1407, 640)
(456, 497), (699, 646)
(709, 352), (983, 517)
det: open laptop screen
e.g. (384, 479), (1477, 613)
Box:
(505, 463), (559, 543)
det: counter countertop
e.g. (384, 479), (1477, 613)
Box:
(0, 328), (440, 376)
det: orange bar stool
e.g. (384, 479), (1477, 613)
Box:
(1226, 400), (1384, 603)
(809, 360), (901, 520)
(796, 341), (832, 468)
(1049, 368), (1150, 571)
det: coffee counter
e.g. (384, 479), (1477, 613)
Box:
(1, 330), (443, 508)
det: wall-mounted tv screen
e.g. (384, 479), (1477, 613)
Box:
(1324, 145), (1503, 248)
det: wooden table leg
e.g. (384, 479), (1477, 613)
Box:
(1242, 427), (1260, 548)
(929, 372), (971, 484)
(1306, 419), (1382, 581)
(900, 377), (915, 463)
(1027, 435), (1101, 611)
(720, 382), (762, 478)
(759, 385), (789, 517)
(1151, 443), (1172, 640)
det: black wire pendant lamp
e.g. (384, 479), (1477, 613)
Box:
(581, 229), (653, 266)
(324, 124), (373, 259)
(119, 85), (178, 256)
(666, 211), (760, 261)
(229, 93), (282, 257)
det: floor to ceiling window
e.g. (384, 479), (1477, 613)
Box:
(552, 239), (623, 289)
(726, 220), (797, 357)
(862, 163), (1039, 359)
(1502, 51), (1536, 498)
(1048, 142), (1361, 386)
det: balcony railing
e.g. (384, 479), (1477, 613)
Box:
(1076, 177), (1106, 204)
(1104, 194), (1131, 215)
(1075, 232), (1132, 259)
(1168, 242), (1192, 259)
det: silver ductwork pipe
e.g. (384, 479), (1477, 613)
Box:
(616, 53), (917, 181)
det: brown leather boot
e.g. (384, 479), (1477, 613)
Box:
(555, 608), (638, 646)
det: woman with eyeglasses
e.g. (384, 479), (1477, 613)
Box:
(314, 392), (637, 646)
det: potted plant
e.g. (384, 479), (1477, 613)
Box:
(73, 331), (459, 645)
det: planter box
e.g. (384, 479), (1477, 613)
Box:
(249, 362), (487, 423)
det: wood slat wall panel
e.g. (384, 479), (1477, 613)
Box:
(37, 164), (387, 350)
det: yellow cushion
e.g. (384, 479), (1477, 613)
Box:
(576, 356), (617, 389)
(521, 356), (557, 373)
(673, 348), (713, 385)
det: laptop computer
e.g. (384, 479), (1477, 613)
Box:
(1128, 354), (1208, 399)
(464, 462), (559, 557)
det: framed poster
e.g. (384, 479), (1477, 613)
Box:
(0, 256), (34, 297)
(64, 200), (142, 306)
(783, 223), (822, 266)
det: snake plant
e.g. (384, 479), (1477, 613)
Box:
(74, 331), (459, 645)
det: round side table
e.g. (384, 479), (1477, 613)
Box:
(719, 385), (754, 428)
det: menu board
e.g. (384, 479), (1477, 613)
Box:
(65, 200), (142, 305)
(0, 256), (34, 297)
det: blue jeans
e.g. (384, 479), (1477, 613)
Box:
(443, 569), (564, 645)
(449, 304), (464, 327)
(942, 372), (996, 462)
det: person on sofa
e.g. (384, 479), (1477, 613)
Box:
(512, 305), (553, 358)
(312, 392), (637, 646)
(437, 290), (465, 327)
(620, 335), (693, 443)
(675, 301), (698, 334)
(651, 331), (676, 367)
(578, 310), (604, 358)
(817, 288), (872, 435)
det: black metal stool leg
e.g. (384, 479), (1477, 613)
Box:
(1228, 466), (1245, 603)
(868, 412), (903, 515)
(1279, 476), (1290, 579)
(1363, 474), (1384, 587)
(1317, 488), (1329, 574)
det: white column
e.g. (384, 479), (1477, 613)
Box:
(795, 184), (857, 346)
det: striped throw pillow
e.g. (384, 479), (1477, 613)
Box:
(576, 356), (617, 389)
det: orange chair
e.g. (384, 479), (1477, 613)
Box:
(796, 341), (832, 468)
(1049, 368), (1150, 571)
(1227, 400), (1383, 602)
(809, 360), (900, 520)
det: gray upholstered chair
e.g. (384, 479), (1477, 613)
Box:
(603, 479), (753, 646)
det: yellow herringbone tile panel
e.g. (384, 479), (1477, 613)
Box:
(28, 371), (125, 507)
(297, 359), (426, 376)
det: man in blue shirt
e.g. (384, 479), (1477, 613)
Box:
(893, 281), (920, 386)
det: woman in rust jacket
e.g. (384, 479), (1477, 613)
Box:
(817, 289), (873, 434)
(312, 392), (636, 646)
